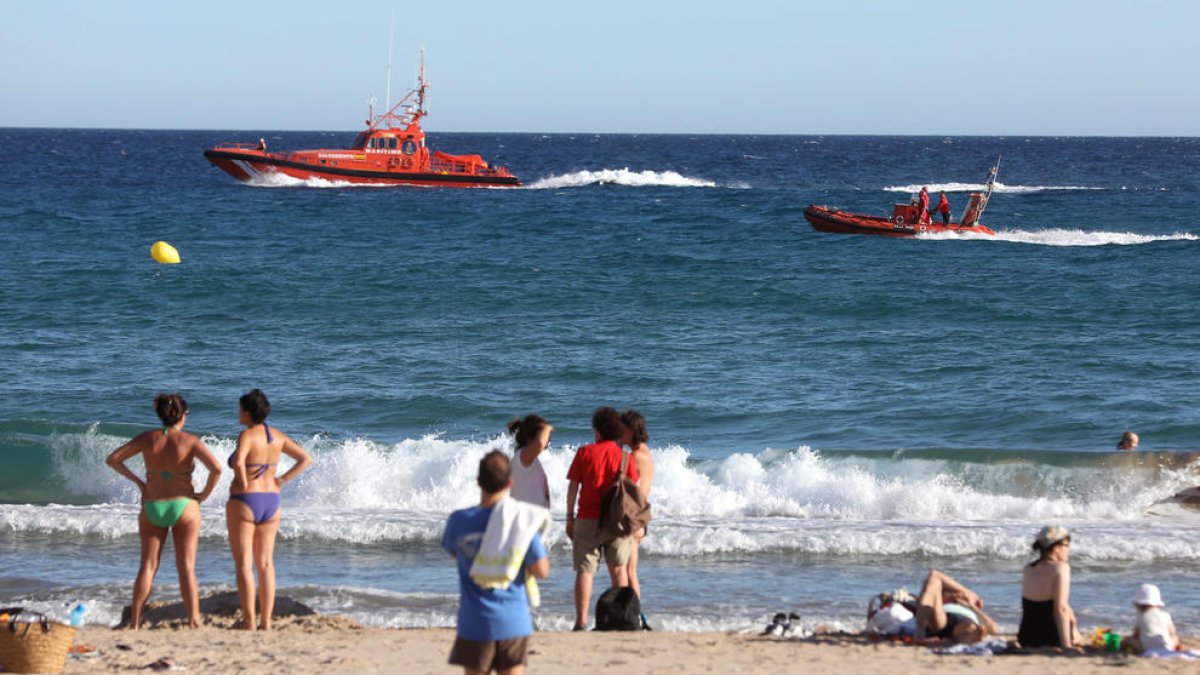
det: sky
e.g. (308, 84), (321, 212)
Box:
(2, 0), (1198, 135)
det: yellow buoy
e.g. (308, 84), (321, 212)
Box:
(150, 241), (181, 264)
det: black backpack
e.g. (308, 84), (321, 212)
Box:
(594, 586), (641, 631)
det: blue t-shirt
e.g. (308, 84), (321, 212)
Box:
(442, 504), (547, 641)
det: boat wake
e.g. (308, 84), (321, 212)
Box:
(993, 229), (1198, 246)
(243, 173), (392, 189)
(885, 181), (1102, 195)
(917, 228), (1197, 246)
(526, 168), (716, 189)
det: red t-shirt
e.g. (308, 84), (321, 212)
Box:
(567, 440), (639, 519)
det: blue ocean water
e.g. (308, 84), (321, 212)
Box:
(1, 128), (1199, 633)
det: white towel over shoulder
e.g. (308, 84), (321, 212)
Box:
(468, 496), (550, 590)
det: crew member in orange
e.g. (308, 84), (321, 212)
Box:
(917, 186), (930, 224)
(936, 191), (952, 224)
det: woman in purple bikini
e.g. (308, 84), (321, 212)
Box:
(225, 389), (312, 630)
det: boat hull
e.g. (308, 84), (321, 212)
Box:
(803, 205), (995, 238)
(203, 148), (521, 188)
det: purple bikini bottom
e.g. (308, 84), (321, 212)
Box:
(230, 492), (281, 524)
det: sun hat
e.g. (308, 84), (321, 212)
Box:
(1034, 525), (1071, 549)
(1132, 584), (1164, 607)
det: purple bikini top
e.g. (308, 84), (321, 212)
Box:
(227, 424), (276, 479)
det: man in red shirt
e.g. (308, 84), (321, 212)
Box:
(936, 191), (952, 224)
(917, 186), (931, 224)
(566, 407), (639, 631)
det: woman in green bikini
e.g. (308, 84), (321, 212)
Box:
(107, 393), (222, 628)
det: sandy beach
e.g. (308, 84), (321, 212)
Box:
(61, 621), (1199, 674)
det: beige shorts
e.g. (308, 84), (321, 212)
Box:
(572, 518), (633, 573)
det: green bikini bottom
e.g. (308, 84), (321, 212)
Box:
(143, 497), (193, 528)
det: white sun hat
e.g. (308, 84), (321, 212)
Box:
(1132, 583), (1165, 607)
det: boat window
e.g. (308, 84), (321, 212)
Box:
(351, 132), (368, 149)
(389, 138), (398, 149)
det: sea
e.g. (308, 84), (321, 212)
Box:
(1, 128), (1199, 635)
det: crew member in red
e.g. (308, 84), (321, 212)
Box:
(917, 186), (931, 224)
(936, 191), (952, 224)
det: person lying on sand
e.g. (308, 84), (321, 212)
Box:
(913, 569), (998, 645)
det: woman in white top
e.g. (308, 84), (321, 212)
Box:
(621, 409), (654, 606)
(507, 414), (552, 508)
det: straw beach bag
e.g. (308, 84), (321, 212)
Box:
(0, 611), (76, 674)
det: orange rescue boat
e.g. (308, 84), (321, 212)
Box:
(204, 54), (519, 188)
(805, 163), (1000, 238)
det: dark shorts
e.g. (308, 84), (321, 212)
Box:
(448, 636), (529, 671)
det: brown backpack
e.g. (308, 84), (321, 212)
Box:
(598, 451), (652, 543)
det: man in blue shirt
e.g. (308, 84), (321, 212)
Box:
(443, 450), (550, 674)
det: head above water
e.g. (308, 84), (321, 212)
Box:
(477, 449), (512, 494)
(1117, 431), (1139, 451)
(621, 409), (648, 446)
(591, 406), (625, 442)
(153, 393), (188, 427)
(239, 388), (271, 424)
(507, 413), (550, 448)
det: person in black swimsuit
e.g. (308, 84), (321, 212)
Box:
(1018, 525), (1081, 648)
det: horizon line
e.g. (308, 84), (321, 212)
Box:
(3, 125), (1198, 140)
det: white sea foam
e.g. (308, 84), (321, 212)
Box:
(13, 430), (1200, 561)
(916, 228), (1197, 245)
(990, 229), (1198, 246)
(884, 182), (1103, 195)
(525, 168), (716, 189)
(244, 172), (389, 189)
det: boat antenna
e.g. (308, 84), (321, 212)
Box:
(384, 18), (395, 114)
(418, 47), (427, 115)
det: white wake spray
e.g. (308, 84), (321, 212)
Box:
(916, 228), (1198, 246)
(884, 182), (1104, 194)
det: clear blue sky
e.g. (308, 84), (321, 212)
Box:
(3, 0), (1197, 134)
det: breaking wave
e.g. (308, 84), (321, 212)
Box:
(5, 426), (1199, 561)
(526, 168), (717, 189)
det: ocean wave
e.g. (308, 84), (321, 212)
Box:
(525, 168), (717, 189)
(883, 182), (1103, 195)
(7, 430), (1199, 561)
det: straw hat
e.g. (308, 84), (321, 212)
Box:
(1132, 583), (1164, 607)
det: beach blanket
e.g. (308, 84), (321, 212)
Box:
(1142, 648), (1200, 660)
(468, 496), (550, 590)
(931, 638), (1008, 656)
